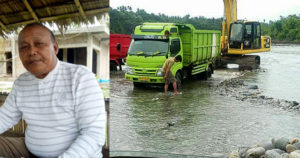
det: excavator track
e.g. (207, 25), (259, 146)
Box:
(219, 55), (260, 70)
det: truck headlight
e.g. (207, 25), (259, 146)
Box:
(156, 68), (163, 76)
(126, 67), (134, 75)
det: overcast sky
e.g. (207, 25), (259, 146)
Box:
(110, 0), (300, 22)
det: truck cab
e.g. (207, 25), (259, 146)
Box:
(125, 23), (183, 85)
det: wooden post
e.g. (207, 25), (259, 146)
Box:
(86, 34), (93, 71)
(63, 48), (68, 62)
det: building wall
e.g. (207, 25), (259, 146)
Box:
(14, 52), (26, 77)
(56, 34), (88, 49)
(12, 39), (26, 78)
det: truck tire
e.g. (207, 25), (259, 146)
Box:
(133, 82), (144, 88)
(175, 72), (183, 90)
(118, 59), (123, 71)
(208, 66), (212, 77)
(203, 66), (212, 80)
(110, 61), (117, 71)
(210, 65), (214, 74)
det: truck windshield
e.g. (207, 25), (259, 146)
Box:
(128, 40), (168, 56)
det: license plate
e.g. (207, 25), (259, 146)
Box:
(139, 76), (150, 82)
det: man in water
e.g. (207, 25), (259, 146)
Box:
(162, 55), (182, 94)
(0, 23), (106, 158)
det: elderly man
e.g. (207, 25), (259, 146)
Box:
(0, 23), (106, 158)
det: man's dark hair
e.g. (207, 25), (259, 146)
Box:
(175, 55), (182, 62)
(164, 30), (170, 36)
(19, 23), (56, 43)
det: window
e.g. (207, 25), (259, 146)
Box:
(254, 23), (261, 49)
(128, 40), (168, 56)
(230, 23), (243, 42)
(170, 28), (177, 33)
(245, 24), (252, 37)
(255, 24), (261, 37)
(171, 39), (181, 57)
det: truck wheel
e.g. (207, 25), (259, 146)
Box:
(175, 72), (183, 90)
(110, 61), (117, 71)
(133, 82), (143, 88)
(118, 59), (123, 71)
(203, 66), (212, 80)
(208, 66), (212, 78)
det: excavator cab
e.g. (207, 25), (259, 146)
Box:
(221, 21), (271, 70)
(229, 21), (262, 50)
(220, 0), (271, 70)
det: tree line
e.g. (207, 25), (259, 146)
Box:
(110, 6), (300, 42)
(261, 15), (300, 42)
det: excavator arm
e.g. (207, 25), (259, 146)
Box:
(221, 0), (238, 53)
(223, 0), (237, 35)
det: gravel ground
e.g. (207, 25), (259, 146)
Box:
(215, 70), (300, 112)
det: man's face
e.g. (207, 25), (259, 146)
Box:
(18, 25), (58, 79)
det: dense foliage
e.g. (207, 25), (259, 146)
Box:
(110, 6), (223, 34)
(110, 6), (300, 42)
(261, 15), (300, 42)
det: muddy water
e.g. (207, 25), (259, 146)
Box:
(241, 45), (300, 102)
(110, 45), (300, 157)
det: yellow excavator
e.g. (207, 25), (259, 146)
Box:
(220, 0), (271, 69)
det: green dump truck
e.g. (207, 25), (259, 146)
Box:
(125, 23), (221, 87)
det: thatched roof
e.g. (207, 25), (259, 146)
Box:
(0, 0), (109, 37)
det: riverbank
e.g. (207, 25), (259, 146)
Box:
(228, 137), (300, 158)
(215, 69), (300, 112)
(214, 69), (300, 158)
(272, 41), (300, 46)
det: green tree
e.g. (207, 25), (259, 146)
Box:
(110, 6), (222, 34)
(110, 6), (300, 42)
(262, 15), (300, 42)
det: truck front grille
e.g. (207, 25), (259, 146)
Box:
(134, 68), (157, 76)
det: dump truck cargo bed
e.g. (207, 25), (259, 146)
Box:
(176, 24), (221, 66)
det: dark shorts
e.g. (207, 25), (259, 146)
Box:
(163, 71), (177, 85)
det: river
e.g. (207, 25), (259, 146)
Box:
(110, 45), (300, 157)
(243, 45), (300, 102)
